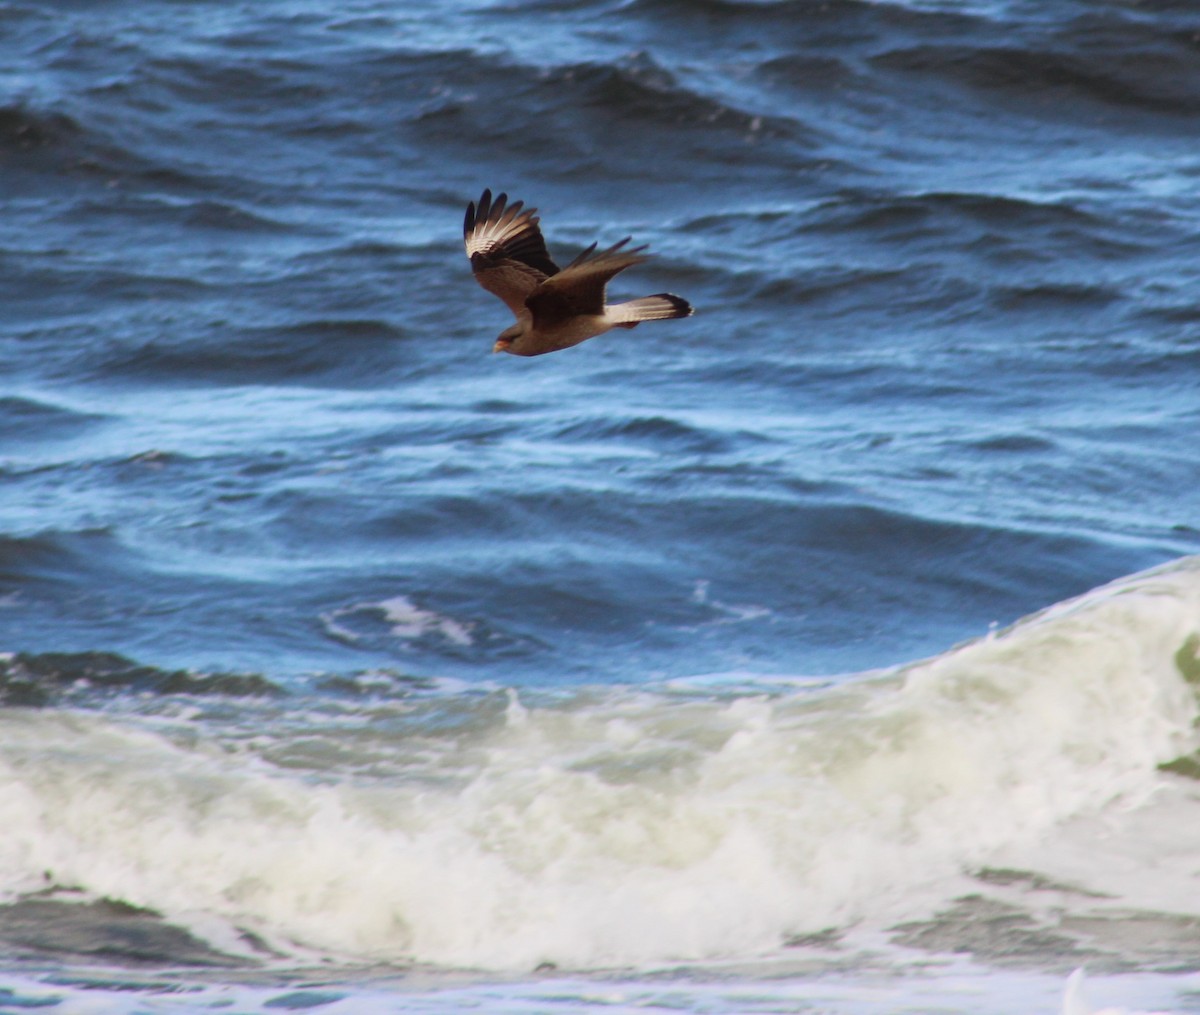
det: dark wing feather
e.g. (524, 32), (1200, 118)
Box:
(526, 238), (649, 325)
(464, 189), (560, 318)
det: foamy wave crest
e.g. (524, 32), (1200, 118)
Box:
(0, 557), (1197, 970)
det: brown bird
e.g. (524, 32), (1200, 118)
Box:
(463, 189), (693, 356)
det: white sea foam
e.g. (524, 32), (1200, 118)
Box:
(1062, 969), (1175, 1015)
(0, 557), (1197, 970)
(320, 594), (474, 647)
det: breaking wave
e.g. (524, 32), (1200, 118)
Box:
(1, 556), (1196, 970)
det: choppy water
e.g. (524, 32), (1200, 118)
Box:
(1, 0), (1199, 1011)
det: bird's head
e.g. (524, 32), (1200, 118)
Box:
(493, 322), (524, 355)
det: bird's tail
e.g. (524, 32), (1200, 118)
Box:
(607, 294), (693, 328)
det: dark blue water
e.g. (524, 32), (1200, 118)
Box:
(3, 0), (1195, 692)
(1, 0), (1200, 1008)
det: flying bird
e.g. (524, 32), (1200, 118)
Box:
(463, 189), (693, 356)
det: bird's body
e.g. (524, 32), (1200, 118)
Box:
(463, 189), (692, 356)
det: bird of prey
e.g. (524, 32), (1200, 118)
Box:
(463, 189), (693, 356)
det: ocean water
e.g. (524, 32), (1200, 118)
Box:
(1, 0), (1199, 1011)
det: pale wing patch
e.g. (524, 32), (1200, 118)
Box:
(464, 189), (560, 319)
(464, 203), (537, 259)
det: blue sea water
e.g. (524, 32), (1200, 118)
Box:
(1, 0), (1199, 1011)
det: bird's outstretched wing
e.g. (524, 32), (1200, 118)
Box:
(464, 189), (560, 318)
(525, 238), (649, 327)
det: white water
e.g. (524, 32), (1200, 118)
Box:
(0, 964), (1186, 1015)
(0, 556), (1197, 971)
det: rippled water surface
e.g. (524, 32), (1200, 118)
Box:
(1, 0), (1199, 1011)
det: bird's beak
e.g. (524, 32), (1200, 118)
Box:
(492, 339), (510, 354)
